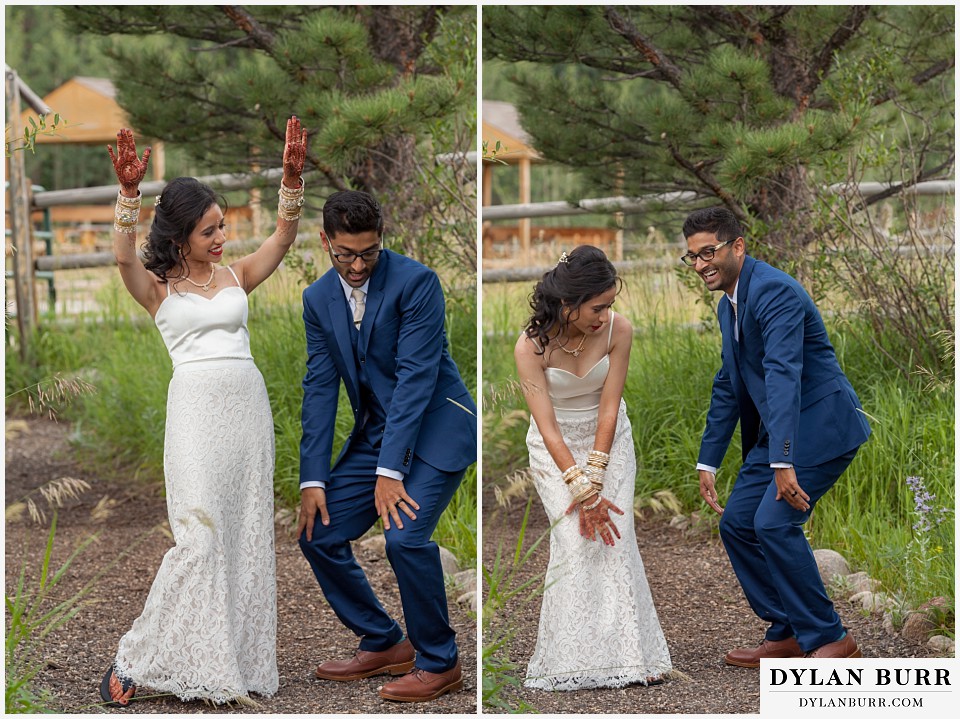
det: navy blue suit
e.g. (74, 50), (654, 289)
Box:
(700, 256), (870, 651)
(298, 249), (476, 672)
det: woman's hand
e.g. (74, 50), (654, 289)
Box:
(282, 116), (308, 188)
(566, 496), (625, 546)
(107, 129), (151, 196)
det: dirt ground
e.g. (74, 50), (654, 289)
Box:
(4, 416), (477, 714)
(481, 486), (939, 714)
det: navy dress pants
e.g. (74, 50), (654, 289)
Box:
(718, 443), (858, 652)
(298, 436), (464, 673)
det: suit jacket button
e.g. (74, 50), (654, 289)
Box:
(360, 355), (365, 363)
(784, 450), (789, 456)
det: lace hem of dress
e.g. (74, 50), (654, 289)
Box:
(113, 664), (278, 705)
(524, 664), (671, 692)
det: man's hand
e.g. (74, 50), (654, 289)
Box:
(375, 476), (420, 531)
(297, 486), (329, 542)
(774, 466), (810, 511)
(699, 469), (724, 515)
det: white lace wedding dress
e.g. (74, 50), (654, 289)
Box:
(113, 266), (278, 703)
(524, 313), (672, 691)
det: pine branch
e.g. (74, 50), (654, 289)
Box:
(803, 6), (872, 97)
(218, 6), (276, 52)
(602, 7), (683, 91)
(871, 57), (956, 106)
(687, 6), (763, 48)
(665, 142), (749, 221)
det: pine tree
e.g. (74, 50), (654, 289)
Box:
(61, 6), (474, 239)
(484, 6), (953, 253)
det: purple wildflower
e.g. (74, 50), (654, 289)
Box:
(905, 476), (948, 534)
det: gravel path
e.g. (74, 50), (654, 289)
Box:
(481, 487), (936, 714)
(4, 416), (476, 714)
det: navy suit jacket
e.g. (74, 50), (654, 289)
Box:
(699, 256), (870, 469)
(299, 249), (477, 487)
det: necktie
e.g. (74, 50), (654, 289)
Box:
(351, 288), (366, 328)
(732, 302), (739, 342)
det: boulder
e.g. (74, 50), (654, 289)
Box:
(845, 571), (881, 596)
(457, 591), (478, 612)
(814, 549), (850, 585)
(439, 546), (460, 576)
(451, 569), (476, 594)
(359, 534), (386, 555)
(882, 612), (897, 636)
(927, 635), (955, 655)
(900, 597), (950, 643)
(850, 591), (892, 613)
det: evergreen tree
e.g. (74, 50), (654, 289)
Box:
(61, 5), (475, 240)
(483, 6), (953, 253)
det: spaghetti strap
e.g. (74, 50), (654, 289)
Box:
(524, 332), (545, 355)
(225, 265), (241, 288)
(165, 280), (172, 297)
(607, 311), (615, 351)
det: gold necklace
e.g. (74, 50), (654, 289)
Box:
(557, 332), (587, 357)
(180, 265), (217, 292)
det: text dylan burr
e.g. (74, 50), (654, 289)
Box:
(769, 668), (950, 687)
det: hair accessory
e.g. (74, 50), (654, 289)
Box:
(557, 251), (569, 265)
(154, 195), (162, 207)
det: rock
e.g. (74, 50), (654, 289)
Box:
(456, 591), (477, 612)
(901, 597), (950, 643)
(814, 549), (850, 585)
(850, 591), (892, 613)
(359, 534), (386, 555)
(882, 612), (897, 636)
(926, 635), (955, 655)
(439, 546), (460, 576)
(451, 569), (476, 594)
(669, 515), (690, 531)
(845, 571), (881, 596)
(850, 592), (894, 614)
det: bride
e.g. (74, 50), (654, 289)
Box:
(98, 118), (306, 707)
(513, 245), (672, 691)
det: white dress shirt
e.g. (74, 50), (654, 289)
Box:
(696, 278), (791, 475)
(301, 276), (405, 491)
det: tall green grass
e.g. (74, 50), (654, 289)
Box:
(5, 266), (478, 568)
(482, 272), (954, 609)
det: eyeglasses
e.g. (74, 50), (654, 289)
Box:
(332, 248), (382, 264)
(680, 239), (733, 266)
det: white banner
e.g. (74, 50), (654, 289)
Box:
(761, 658), (958, 718)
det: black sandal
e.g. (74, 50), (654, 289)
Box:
(100, 664), (136, 708)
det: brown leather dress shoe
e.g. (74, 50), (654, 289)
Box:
(378, 661), (463, 702)
(806, 632), (861, 659)
(725, 636), (804, 668)
(315, 639), (415, 681)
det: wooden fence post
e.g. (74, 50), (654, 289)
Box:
(5, 67), (37, 357)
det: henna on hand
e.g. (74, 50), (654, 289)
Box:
(107, 129), (151, 194)
(282, 115), (308, 184)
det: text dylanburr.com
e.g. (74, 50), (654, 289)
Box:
(760, 658), (958, 717)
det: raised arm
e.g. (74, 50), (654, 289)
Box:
(231, 116), (308, 293)
(108, 129), (164, 316)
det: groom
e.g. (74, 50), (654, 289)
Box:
(684, 207), (871, 666)
(297, 190), (476, 702)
